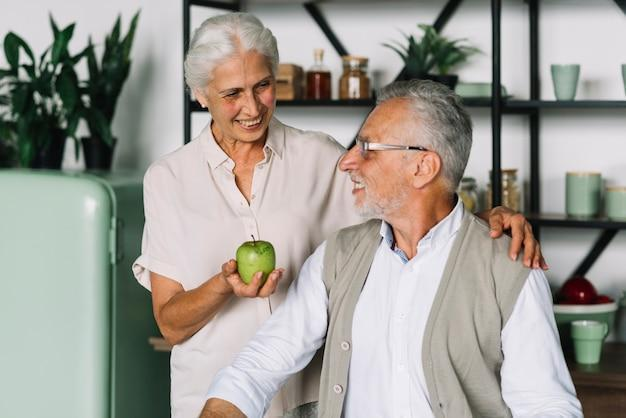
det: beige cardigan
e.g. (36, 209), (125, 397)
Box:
(318, 212), (529, 418)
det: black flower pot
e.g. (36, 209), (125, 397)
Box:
(82, 136), (117, 171)
(420, 74), (459, 91)
(31, 130), (66, 169)
(396, 69), (459, 91)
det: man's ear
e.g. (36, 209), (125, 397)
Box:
(411, 152), (442, 189)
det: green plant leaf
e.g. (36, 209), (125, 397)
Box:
(49, 14), (60, 37)
(4, 33), (21, 70)
(11, 83), (31, 115)
(4, 32), (35, 70)
(16, 117), (35, 167)
(57, 65), (79, 112)
(87, 106), (113, 146)
(51, 22), (75, 65)
(20, 63), (36, 79)
(85, 38), (99, 80)
(121, 10), (140, 61)
(108, 15), (122, 49)
(0, 68), (15, 78)
(71, 43), (92, 65)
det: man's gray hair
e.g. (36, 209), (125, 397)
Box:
(377, 80), (473, 192)
(184, 12), (279, 91)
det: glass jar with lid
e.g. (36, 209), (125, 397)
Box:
(458, 177), (479, 212)
(486, 169), (521, 212)
(339, 55), (370, 100)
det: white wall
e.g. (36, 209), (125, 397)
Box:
(2, 0), (626, 297)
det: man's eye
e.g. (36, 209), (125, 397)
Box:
(223, 91), (238, 98)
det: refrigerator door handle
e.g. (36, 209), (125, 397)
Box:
(109, 217), (124, 265)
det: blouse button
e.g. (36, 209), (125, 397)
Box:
(333, 384), (343, 394)
(340, 341), (350, 351)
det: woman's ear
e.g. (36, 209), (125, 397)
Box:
(194, 89), (208, 109)
(411, 152), (442, 189)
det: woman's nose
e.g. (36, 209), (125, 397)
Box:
(244, 92), (260, 116)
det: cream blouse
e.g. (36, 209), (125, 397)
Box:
(132, 117), (361, 418)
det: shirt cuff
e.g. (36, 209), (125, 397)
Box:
(206, 367), (269, 418)
(132, 254), (182, 291)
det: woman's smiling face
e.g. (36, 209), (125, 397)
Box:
(197, 49), (276, 145)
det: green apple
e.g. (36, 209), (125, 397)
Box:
(236, 238), (276, 285)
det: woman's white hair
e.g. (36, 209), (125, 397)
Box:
(184, 12), (279, 92)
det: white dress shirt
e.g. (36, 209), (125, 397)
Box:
(132, 118), (360, 418)
(207, 201), (582, 417)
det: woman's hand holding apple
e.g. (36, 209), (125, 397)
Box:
(217, 259), (285, 298)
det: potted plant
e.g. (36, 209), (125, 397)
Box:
(0, 16), (86, 169)
(0, 85), (17, 167)
(383, 23), (480, 90)
(81, 11), (139, 170)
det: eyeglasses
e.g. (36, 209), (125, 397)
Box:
(355, 138), (429, 158)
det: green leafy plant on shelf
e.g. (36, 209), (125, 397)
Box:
(383, 23), (480, 89)
(81, 11), (140, 170)
(0, 15), (88, 168)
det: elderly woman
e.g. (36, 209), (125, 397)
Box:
(132, 12), (544, 418)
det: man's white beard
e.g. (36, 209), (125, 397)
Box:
(355, 187), (408, 219)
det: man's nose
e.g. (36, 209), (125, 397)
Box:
(339, 144), (360, 172)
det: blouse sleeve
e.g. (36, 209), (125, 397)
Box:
(132, 163), (185, 291)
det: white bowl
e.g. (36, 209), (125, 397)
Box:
(553, 301), (617, 314)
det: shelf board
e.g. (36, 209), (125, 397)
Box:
(277, 98), (375, 107)
(189, 97), (505, 112)
(506, 100), (626, 109)
(526, 213), (626, 229)
(189, 98), (626, 112)
(188, 0), (239, 10)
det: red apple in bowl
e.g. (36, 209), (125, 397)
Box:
(594, 294), (614, 304)
(557, 276), (598, 304)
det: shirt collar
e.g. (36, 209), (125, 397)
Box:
(200, 116), (286, 170)
(379, 196), (465, 254)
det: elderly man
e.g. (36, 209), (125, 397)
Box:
(201, 80), (582, 418)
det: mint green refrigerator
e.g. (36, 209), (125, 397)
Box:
(0, 170), (170, 418)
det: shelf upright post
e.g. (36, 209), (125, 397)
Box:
(529, 0), (540, 216)
(183, 1), (241, 144)
(184, 0), (191, 144)
(491, 0), (503, 207)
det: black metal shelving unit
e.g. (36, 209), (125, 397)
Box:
(182, 0), (625, 277)
(491, 0), (626, 279)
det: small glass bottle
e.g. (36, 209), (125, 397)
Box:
(339, 55), (370, 100)
(306, 48), (331, 100)
(458, 177), (479, 212)
(487, 169), (521, 211)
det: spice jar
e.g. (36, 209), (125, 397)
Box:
(458, 177), (479, 212)
(487, 169), (521, 211)
(339, 55), (370, 100)
(306, 48), (331, 100)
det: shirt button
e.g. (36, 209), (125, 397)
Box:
(251, 194), (256, 200)
(333, 384), (343, 394)
(340, 341), (350, 351)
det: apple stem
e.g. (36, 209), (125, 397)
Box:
(251, 235), (255, 244)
